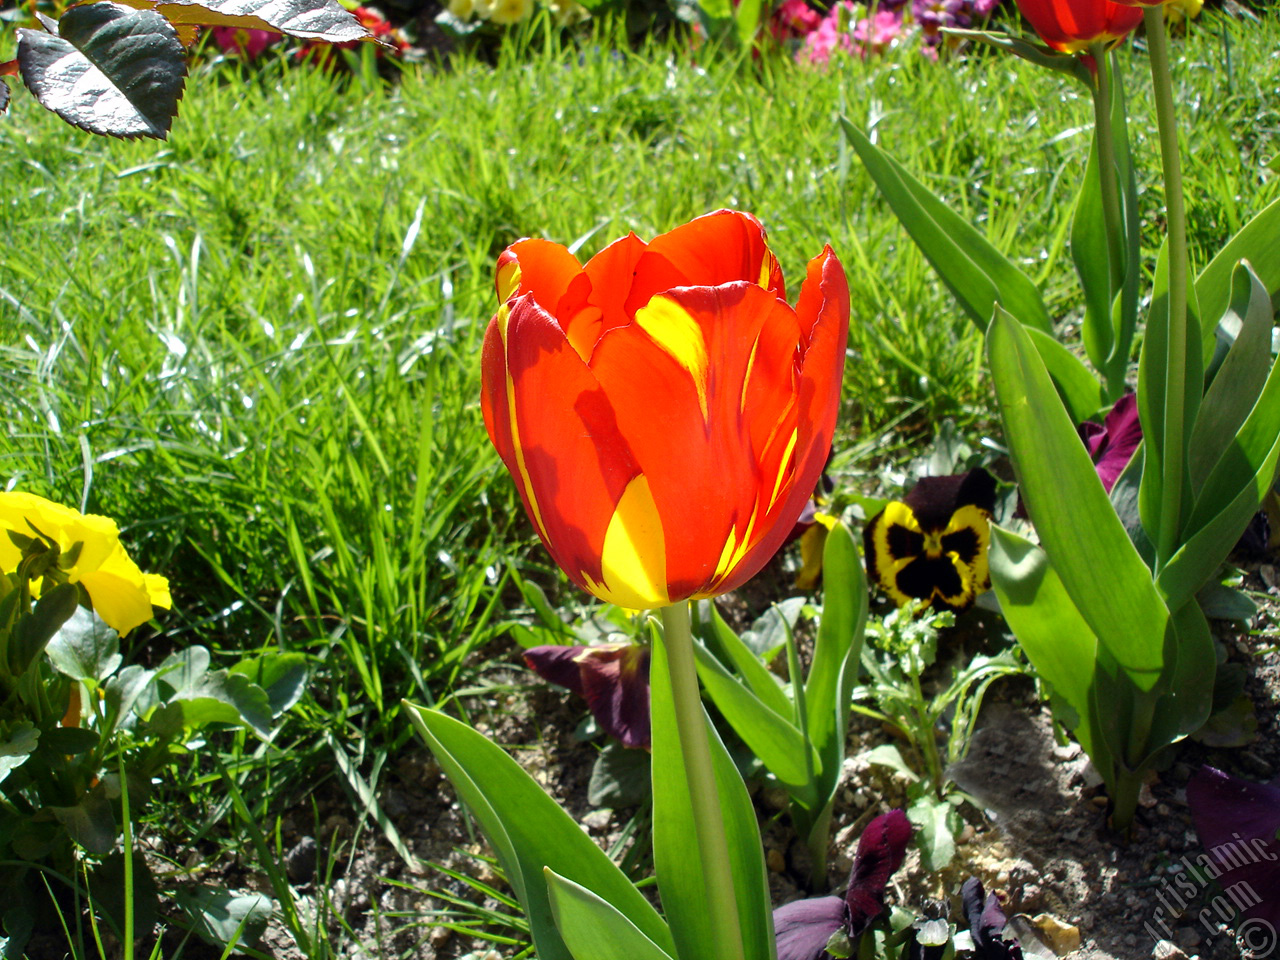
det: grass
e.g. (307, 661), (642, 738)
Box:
(1, 9), (1278, 956)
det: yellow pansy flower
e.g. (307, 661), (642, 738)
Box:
(0, 491), (171, 636)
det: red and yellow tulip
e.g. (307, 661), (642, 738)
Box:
(481, 210), (849, 610)
(1014, 0), (1143, 54)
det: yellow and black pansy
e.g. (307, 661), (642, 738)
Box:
(863, 469), (997, 614)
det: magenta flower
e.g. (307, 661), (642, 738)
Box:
(1080, 392), (1141, 493)
(772, 0), (823, 38)
(962, 878), (1023, 959)
(854, 9), (905, 54)
(211, 26), (279, 59)
(1186, 766), (1280, 932)
(524, 643), (651, 749)
(774, 810), (912, 960)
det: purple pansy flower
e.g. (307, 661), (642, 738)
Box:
(523, 643), (651, 749)
(1186, 766), (1280, 931)
(962, 877), (1023, 959)
(1080, 392), (1142, 493)
(774, 809), (913, 960)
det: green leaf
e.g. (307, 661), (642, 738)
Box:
(1143, 601), (1216, 763)
(404, 702), (674, 960)
(987, 529), (1107, 768)
(45, 606), (121, 682)
(734, 0), (762, 47)
(988, 307), (1169, 686)
(545, 869), (676, 960)
(945, 28), (1092, 82)
(907, 797), (958, 873)
(587, 741), (651, 808)
(174, 886), (272, 951)
(1197, 194), (1280, 347)
(651, 629), (774, 960)
(864, 743), (919, 782)
(89, 851), (159, 946)
(0, 722), (38, 787)
(230, 652), (308, 716)
(50, 786), (116, 854)
(840, 118), (1053, 335)
(1022, 327), (1107, 426)
(17, 3), (186, 140)
(8, 582), (78, 675)
(1072, 125), (1115, 373)
(804, 520), (867, 803)
(706, 606), (791, 718)
(693, 642), (818, 800)
(1189, 263), (1275, 493)
(739, 597), (806, 663)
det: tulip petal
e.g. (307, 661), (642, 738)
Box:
(497, 237), (584, 311)
(716, 247), (849, 596)
(591, 282), (803, 599)
(482, 295), (642, 596)
(587, 474), (670, 610)
(624, 210), (786, 319)
(581, 231), (649, 343)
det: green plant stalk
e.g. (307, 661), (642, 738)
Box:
(1090, 42), (1126, 300)
(1146, 4), (1192, 564)
(783, 625), (823, 888)
(659, 601), (744, 960)
(911, 671), (945, 800)
(1113, 686), (1159, 831)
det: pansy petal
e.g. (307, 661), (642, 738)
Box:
(773, 896), (847, 960)
(487, 295), (641, 596)
(846, 809), (911, 934)
(902, 469), (997, 533)
(578, 644), (652, 749)
(523, 645), (592, 696)
(1187, 765), (1280, 928)
(77, 568), (156, 636)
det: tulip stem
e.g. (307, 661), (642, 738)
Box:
(659, 601), (744, 960)
(1144, 4), (1191, 565)
(1090, 42), (1125, 302)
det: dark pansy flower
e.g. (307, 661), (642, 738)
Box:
(1186, 766), (1280, 930)
(962, 877), (1023, 959)
(523, 643), (651, 749)
(905, 899), (952, 960)
(864, 469), (997, 613)
(1079, 392), (1142, 493)
(774, 809), (912, 960)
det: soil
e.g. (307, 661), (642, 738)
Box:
(72, 560), (1280, 960)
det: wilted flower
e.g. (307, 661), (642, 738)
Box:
(774, 809), (912, 960)
(1080, 392), (1141, 493)
(864, 469), (997, 613)
(481, 210), (848, 611)
(0, 492), (171, 636)
(523, 643), (651, 748)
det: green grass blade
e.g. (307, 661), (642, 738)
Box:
(545, 869), (675, 960)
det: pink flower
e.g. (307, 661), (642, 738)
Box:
(212, 26), (279, 60)
(853, 9), (904, 55)
(772, 0), (822, 39)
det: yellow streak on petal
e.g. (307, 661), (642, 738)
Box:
(592, 475), (669, 610)
(497, 262), (522, 303)
(767, 428), (799, 513)
(710, 507), (759, 587)
(634, 295), (709, 423)
(740, 332), (761, 416)
(759, 250), (778, 289)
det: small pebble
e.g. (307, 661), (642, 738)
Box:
(285, 836), (318, 885)
(581, 809), (612, 832)
(766, 848), (786, 873)
(1153, 939), (1187, 959)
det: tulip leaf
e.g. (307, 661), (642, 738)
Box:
(840, 118), (1053, 335)
(651, 629), (774, 960)
(1143, 601), (1215, 762)
(1073, 126), (1115, 374)
(707, 606), (791, 719)
(803, 519), (867, 803)
(1189, 263), (1275, 494)
(1022, 327), (1107, 423)
(1197, 194), (1280, 348)
(693, 642), (819, 800)
(17, 3), (186, 140)
(944, 28), (1093, 82)
(987, 306), (1169, 687)
(987, 528), (1107, 770)
(545, 869), (676, 960)
(403, 702), (674, 960)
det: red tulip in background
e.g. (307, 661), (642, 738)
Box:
(481, 210), (849, 610)
(1014, 0), (1143, 53)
